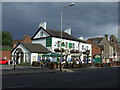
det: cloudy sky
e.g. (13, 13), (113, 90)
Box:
(2, 2), (118, 40)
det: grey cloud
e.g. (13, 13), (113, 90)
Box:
(0, 2), (2, 31)
(2, 2), (118, 40)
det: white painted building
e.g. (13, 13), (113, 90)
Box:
(31, 21), (92, 63)
(12, 21), (92, 64)
(11, 43), (50, 65)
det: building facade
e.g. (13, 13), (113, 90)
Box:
(12, 21), (92, 64)
(109, 34), (119, 61)
(32, 22), (92, 64)
(87, 34), (115, 63)
(11, 43), (50, 64)
(86, 39), (102, 60)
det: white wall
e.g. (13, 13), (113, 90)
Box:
(32, 38), (53, 51)
(52, 37), (79, 50)
(33, 29), (50, 39)
(32, 38), (46, 46)
(31, 53), (38, 65)
(79, 42), (92, 62)
(12, 44), (31, 64)
(12, 44), (30, 54)
(32, 37), (92, 63)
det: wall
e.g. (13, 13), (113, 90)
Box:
(31, 53), (38, 64)
(0, 51), (11, 60)
(33, 29), (50, 39)
(52, 37), (79, 50)
(32, 38), (53, 51)
(98, 37), (113, 59)
(79, 42), (92, 62)
(87, 39), (102, 59)
(23, 35), (32, 43)
(32, 37), (92, 62)
(11, 44), (31, 64)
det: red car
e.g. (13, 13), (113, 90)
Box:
(0, 58), (8, 64)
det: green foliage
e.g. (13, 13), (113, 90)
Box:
(0, 31), (13, 46)
(0, 48), (12, 51)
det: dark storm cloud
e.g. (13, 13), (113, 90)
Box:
(2, 2), (118, 40)
(0, 2), (2, 31)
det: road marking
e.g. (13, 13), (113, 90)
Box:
(8, 85), (33, 88)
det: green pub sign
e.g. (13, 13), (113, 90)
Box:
(69, 43), (72, 48)
(46, 37), (52, 47)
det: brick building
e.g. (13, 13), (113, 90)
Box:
(13, 35), (32, 48)
(1, 35), (32, 60)
(86, 39), (102, 60)
(0, 51), (11, 60)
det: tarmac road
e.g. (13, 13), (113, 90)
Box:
(2, 66), (120, 88)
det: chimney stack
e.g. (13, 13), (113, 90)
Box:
(105, 34), (108, 40)
(64, 28), (72, 35)
(79, 37), (84, 40)
(39, 21), (47, 30)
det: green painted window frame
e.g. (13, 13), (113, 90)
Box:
(69, 43), (72, 48)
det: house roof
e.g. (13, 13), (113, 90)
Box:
(12, 42), (51, 53)
(32, 27), (87, 43)
(45, 28), (78, 41)
(22, 43), (51, 53)
(13, 35), (32, 44)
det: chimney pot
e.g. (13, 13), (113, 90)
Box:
(64, 28), (71, 35)
(79, 37), (83, 40)
(105, 34), (108, 40)
(39, 21), (47, 30)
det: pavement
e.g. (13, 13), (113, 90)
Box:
(1, 64), (120, 76)
(0, 65), (75, 76)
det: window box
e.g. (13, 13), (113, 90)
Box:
(54, 48), (60, 52)
(70, 50), (79, 53)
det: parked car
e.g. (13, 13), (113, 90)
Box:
(0, 58), (8, 64)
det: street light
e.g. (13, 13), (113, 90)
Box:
(60, 3), (75, 71)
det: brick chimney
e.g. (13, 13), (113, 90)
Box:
(23, 35), (32, 43)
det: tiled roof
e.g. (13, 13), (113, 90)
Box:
(45, 28), (79, 41)
(32, 27), (87, 43)
(13, 40), (24, 43)
(20, 43), (51, 53)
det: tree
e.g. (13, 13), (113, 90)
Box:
(0, 31), (13, 47)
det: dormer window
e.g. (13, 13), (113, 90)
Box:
(40, 32), (43, 37)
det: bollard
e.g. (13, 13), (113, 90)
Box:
(8, 60), (10, 65)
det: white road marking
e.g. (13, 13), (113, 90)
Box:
(8, 85), (33, 88)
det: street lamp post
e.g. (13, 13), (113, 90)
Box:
(60, 3), (75, 71)
(86, 50), (90, 64)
